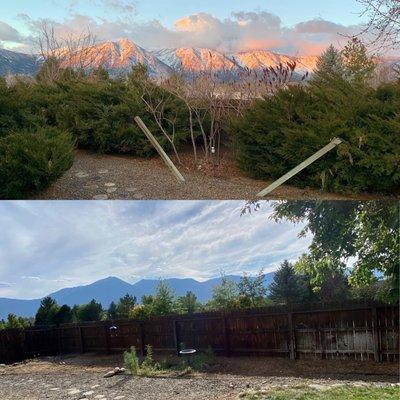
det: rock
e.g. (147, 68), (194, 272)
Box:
(126, 188), (137, 192)
(106, 187), (117, 194)
(98, 169), (109, 174)
(67, 389), (81, 395)
(93, 194), (108, 200)
(105, 183), (116, 187)
(76, 172), (89, 178)
(94, 395), (106, 399)
(0, 364), (6, 368)
(114, 396), (125, 400)
(229, 383), (235, 389)
(91, 385), (100, 389)
(83, 391), (94, 396)
(103, 370), (116, 378)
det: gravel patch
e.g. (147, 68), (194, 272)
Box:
(33, 150), (388, 200)
(0, 355), (397, 400)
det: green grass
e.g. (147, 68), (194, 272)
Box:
(240, 385), (400, 400)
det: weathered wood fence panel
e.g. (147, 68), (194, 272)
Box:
(1, 303), (398, 364)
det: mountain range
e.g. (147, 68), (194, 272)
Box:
(0, 274), (274, 319)
(1, 39), (398, 80)
(0, 38), (320, 78)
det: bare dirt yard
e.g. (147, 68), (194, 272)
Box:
(0, 354), (398, 400)
(34, 150), (389, 200)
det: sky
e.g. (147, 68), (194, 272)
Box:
(0, 0), (374, 55)
(0, 200), (311, 300)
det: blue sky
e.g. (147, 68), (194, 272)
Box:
(0, 0), (372, 55)
(3, 0), (365, 30)
(0, 201), (310, 299)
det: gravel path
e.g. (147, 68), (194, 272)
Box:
(0, 355), (398, 400)
(34, 150), (385, 200)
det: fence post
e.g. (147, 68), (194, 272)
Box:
(287, 312), (296, 360)
(104, 325), (110, 354)
(372, 307), (381, 363)
(57, 327), (62, 355)
(222, 316), (231, 357)
(139, 322), (146, 356)
(77, 326), (84, 353)
(173, 320), (180, 356)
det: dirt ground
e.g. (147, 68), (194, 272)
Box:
(0, 354), (398, 400)
(34, 150), (389, 200)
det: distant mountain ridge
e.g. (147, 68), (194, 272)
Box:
(2, 38), (398, 80)
(0, 39), (321, 78)
(0, 274), (274, 319)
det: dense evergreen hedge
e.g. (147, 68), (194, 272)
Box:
(0, 74), (190, 198)
(230, 76), (400, 194)
(0, 127), (74, 199)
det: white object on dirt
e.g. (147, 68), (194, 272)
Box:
(256, 137), (343, 197)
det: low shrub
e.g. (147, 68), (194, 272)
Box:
(230, 76), (400, 194)
(0, 127), (74, 198)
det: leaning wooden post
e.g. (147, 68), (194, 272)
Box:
(134, 116), (185, 183)
(257, 138), (342, 197)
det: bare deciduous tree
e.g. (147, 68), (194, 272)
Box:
(358, 0), (400, 49)
(36, 21), (99, 82)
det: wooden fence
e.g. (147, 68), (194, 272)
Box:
(1, 302), (398, 364)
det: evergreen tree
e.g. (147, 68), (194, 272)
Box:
(35, 297), (59, 326)
(341, 37), (376, 82)
(176, 291), (200, 314)
(107, 301), (117, 320)
(115, 294), (137, 319)
(53, 305), (73, 325)
(76, 299), (103, 322)
(4, 314), (31, 329)
(268, 261), (306, 305)
(152, 280), (175, 316)
(315, 44), (345, 78)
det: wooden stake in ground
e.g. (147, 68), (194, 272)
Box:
(134, 116), (185, 183)
(257, 137), (343, 197)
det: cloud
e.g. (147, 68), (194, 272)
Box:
(0, 201), (311, 299)
(0, 21), (24, 43)
(1, 9), (371, 56)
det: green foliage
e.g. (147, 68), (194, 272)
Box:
(123, 346), (140, 375)
(115, 294), (136, 319)
(35, 297), (59, 326)
(152, 280), (175, 316)
(272, 200), (400, 302)
(268, 261), (311, 305)
(107, 301), (117, 320)
(1, 314), (31, 329)
(175, 291), (201, 314)
(342, 37), (376, 82)
(314, 45), (345, 79)
(231, 76), (400, 194)
(238, 270), (269, 308)
(75, 299), (104, 322)
(240, 385), (400, 400)
(207, 274), (239, 310)
(0, 127), (74, 199)
(53, 304), (73, 325)
(0, 70), (191, 198)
